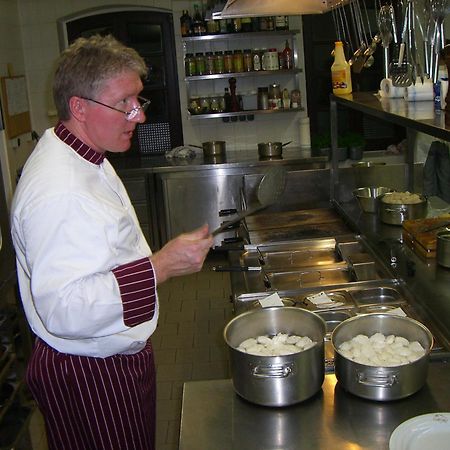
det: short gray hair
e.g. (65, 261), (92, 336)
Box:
(53, 34), (148, 120)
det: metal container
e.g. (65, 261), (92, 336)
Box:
(436, 230), (450, 268)
(224, 307), (326, 407)
(353, 187), (392, 213)
(378, 193), (427, 225)
(191, 141), (226, 156)
(257, 141), (291, 157)
(332, 314), (433, 401)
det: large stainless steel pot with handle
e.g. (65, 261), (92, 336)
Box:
(224, 306), (326, 407)
(332, 313), (433, 401)
(378, 193), (427, 225)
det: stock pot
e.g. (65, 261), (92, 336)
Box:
(224, 307), (326, 407)
(378, 193), (427, 225)
(191, 141), (226, 156)
(332, 314), (433, 401)
(257, 141), (291, 157)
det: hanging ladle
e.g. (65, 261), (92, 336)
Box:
(211, 166), (287, 236)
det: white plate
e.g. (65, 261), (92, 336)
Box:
(390, 413), (450, 450)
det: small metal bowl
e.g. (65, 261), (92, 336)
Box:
(437, 231), (450, 268)
(353, 186), (392, 213)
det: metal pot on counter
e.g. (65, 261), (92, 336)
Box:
(191, 141), (226, 157)
(257, 141), (291, 158)
(378, 192), (427, 225)
(224, 307), (326, 407)
(332, 314), (433, 401)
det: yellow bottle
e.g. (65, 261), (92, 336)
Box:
(331, 41), (352, 95)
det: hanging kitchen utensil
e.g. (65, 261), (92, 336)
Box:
(379, 5), (394, 78)
(211, 166), (287, 236)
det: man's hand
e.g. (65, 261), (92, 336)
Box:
(150, 224), (213, 284)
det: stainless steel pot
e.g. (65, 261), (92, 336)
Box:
(378, 194), (427, 225)
(224, 306), (326, 407)
(331, 314), (433, 401)
(257, 141), (291, 157)
(191, 141), (226, 156)
(436, 230), (450, 268)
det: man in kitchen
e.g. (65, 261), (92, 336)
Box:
(10, 34), (212, 450)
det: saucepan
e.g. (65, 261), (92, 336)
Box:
(257, 141), (292, 157)
(191, 141), (226, 157)
(212, 166), (287, 236)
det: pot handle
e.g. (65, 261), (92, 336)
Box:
(384, 207), (407, 214)
(357, 370), (399, 387)
(252, 363), (293, 379)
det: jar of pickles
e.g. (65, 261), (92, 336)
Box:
(195, 53), (206, 75)
(233, 50), (244, 73)
(224, 51), (234, 73)
(185, 53), (196, 77)
(214, 51), (225, 74)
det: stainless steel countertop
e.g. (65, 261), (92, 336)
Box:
(179, 358), (450, 450)
(109, 147), (326, 176)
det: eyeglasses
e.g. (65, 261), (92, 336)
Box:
(81, 96), (151, 121)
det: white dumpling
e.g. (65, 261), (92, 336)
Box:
(239, 338), (257, 350)
(257, 335), (272, 346)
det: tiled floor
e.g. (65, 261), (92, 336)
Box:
(26, 252), (233, 450)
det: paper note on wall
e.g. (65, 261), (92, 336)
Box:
(5, 77), (28, 115)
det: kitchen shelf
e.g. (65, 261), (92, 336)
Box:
(184, 68), (302, 82)
(188, 107), (304, 120)
(182, 30), (300, 42)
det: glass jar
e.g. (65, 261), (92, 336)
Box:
(219, 19), (228, 34)
(253, 49), (262, 71)
(268, 83), (281, 110)
(205, 52), (215, 75)
(233, 50), (244, 73)
(214, 51), (225, 74)
(206, 20), (219, 34)
(195, 53), (206, 75)
(224, 50), (234, 73)
(184, 53), (196, 77)
(188, 97), (201, 114)
(209, 97), (220, 113)
(199, 97), (210, 114)
(257, 87), (269, 110)
(233, 18), (242, 32)
(243, 49), (253, 72)
(290, 89), (301, 109)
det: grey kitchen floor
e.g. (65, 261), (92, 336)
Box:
(26, 252), (233, 450)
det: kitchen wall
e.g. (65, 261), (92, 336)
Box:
(0, 0), (308, 197)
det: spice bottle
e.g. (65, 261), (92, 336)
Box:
(331, 41), (352, 95)
(282, 40), (293, 69)
(233, 50), (244, 73)
(214, 51), (225, 74)
(180, 10), (192, 37)
(205, 52), (215, 75)
(253, 49), (262, 71)
(224, 50), (234, 73)
(195, 53), (206, 75)
(257, 87), (269, 110)
(243, 49), (253, 72)
(184, 53), (196, 76)
(268, 83), (281, 109)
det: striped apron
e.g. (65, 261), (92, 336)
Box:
(26, 338), (156, 450)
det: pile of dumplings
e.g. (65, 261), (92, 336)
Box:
(237, 332), (317, 356)
(338, 333), (426, 366)
(381, 191), (423, 204)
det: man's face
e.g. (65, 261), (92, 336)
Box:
(81, 70), (145, 154)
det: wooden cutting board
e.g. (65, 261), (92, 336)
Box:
(245, 208), (342, 231)
(402, 215), (450, 258)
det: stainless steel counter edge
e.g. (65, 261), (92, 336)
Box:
(109, 148), (327, 176)
(179, 358), (450, 450)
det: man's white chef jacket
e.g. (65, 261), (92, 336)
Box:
(10, 123), (159, 358)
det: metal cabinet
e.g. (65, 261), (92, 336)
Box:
(156, 169), (244, 247)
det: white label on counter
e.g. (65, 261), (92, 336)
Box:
(259, 292), (284, 308)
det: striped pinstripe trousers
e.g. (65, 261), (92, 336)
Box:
(26, 338), (156, 450)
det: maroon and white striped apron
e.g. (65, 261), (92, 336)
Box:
(26, 338), (156, 450)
